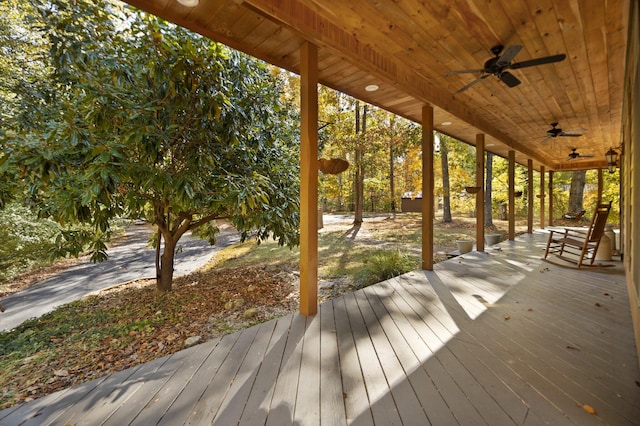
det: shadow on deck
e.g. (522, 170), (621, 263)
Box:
(1, 232), (639, 425)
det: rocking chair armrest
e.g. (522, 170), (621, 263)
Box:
(548, 228), (569, 238)
(563, 228), (589, 239)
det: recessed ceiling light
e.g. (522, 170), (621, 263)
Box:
(441, 121), (452, 126)
(177, 0), (199, 7)
(365, 84), (379, 92)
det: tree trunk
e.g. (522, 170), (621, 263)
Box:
(568, 170), (586, 213)
(155, 231), (161, 283)
(484, 152), (494, 227)
(337, 174), (343, 210)
(353, 102), (366, 224)
(157, 232), (177, 292)
(389, 115), (396, 213)
(440, 136), (452, 223)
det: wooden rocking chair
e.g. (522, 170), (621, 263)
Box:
(543, 202), (612, 268)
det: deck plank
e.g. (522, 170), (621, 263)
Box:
(459, 281), (640, 424)
(332, 295), (374, 424)
(155, 331), (242, 425)
(1, 233), (638, 425)
(378, 279), (489, 424)
(293, 313), (321, 425)
(101, 343), (203, 426)
(318, 301), (347, 425)
(264, 313), (307, 426)
(355, 288), (430, 425)
(343, 291), (403, 425)
(64, 360), (164, 425)
(184, 323), (261, 424)
(211, 320), (279, 425)
(18, 371), (113, 425)
(367, 281), (459, 425)
(236, 315), (294, 426)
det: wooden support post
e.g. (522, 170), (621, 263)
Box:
(597, 168), (603, 204)
(299, 42), (318, 316)
(527, 159), (534, 233)
(548, 171), (554, 227)
(422, 105), (434, 270)
(540, 166), (546, 229)
(476, 134), (485, 252)
(508, 150), (515, 240)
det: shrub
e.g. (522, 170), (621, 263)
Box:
(0, 203), (61, 283)
(352, 249), (417, 290)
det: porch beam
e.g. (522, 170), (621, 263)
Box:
(476, 134), (485, 252)
(422, 105), (434, 270)
(299, 41), (318, 316)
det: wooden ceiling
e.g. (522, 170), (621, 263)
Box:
(122, 0), (630, 171)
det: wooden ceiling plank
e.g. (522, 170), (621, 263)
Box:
(581, 1), (613, 150)
(245, 0), (544, 163)
(118, 0), (627, 170)
(554, 1), (604, 152)
(503, 1), (577, 139)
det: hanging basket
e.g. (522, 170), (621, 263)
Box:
(318, 158), (349, 174)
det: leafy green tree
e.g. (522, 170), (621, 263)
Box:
(4, 0), (300, 291)
(0, 0), (51, 206)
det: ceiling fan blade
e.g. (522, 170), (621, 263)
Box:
(498, 71), (521, 88)
(559, 133), (582, 137)
(445, 68), (485, 76)
(496, 45), (522, 66)
(453, 74), (491, 93)
(511, 54), (567, 69)
(578, 154), (595, 158)
(562, 127), (588, 134)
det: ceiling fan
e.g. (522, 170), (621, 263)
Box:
(544, 122), (586, 141)
(446, 45), (566, 94)
(568, 148), (594, 160)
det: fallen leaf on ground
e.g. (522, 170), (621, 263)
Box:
(582, 404), (597, 415)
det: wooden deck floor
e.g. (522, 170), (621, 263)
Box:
(1, 232), (639, 425)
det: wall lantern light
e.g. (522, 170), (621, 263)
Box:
(605, 147), (618, 173)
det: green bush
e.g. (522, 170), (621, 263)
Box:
(0, 203), (61, 283)
(352, 249), (417, 290)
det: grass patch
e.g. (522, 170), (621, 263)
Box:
(352, 249), (418, 290)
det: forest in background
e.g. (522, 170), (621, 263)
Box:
(0, 0), (621, 285)
(307, 83), (620, 225)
